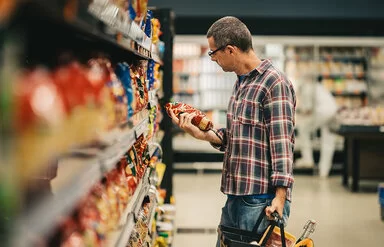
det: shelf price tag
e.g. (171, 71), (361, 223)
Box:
(135, 118), (148, 139)
(379, 126), (384, 133)
(121, 130), (136, 148)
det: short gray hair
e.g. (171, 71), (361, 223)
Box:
(206, 16), (252, 52)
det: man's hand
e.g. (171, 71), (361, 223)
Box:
(168, 110), (205, 140)
(265, 187), (287, 218)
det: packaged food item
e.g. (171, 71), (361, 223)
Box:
(258, 225), (296, 247)
(130, 66), (147, 112)
(125, 147), (139, 194)
(59, 218), (85, 247)
(147, 60), (155, 90)
(77, 197), (101, 246)
(53, 62), (101, 145)
(165, 102), (213, 131)
(142, 9), (152, 37)
(151, 18), (162, 44)
(115, 62), (135, 118)
(14, 68), (67, 178)
(88, 58), (116, 130)
(133, 135), (149, 178)
(90, 183), (113, 233)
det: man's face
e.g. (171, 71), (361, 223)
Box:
(207, 37), (234, 72)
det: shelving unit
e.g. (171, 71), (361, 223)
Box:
(1, 1), (174, 246)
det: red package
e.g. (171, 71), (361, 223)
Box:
(165, 102), (213, 131)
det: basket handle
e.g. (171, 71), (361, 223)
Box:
(259, 211), (286, 247)
(251, 206), (269, 233)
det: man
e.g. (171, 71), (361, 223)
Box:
(169, 16), (296, 243)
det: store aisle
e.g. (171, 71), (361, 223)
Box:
(172, 172), (384, 247)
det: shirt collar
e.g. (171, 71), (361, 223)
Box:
(237, 59), (272, 84)
(255, 59), (272, 75)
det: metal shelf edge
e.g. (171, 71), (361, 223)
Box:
(116, 213), (135, 247)
(14, 158), (102, 246)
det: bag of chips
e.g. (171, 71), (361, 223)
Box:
(165, 102), (213, 131)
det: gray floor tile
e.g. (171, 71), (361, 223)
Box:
(173, 173), (384, 247)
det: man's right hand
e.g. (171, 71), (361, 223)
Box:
(169, 110), (206, 140)
(169, 110), (223, 145)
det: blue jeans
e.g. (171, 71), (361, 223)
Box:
(216, 195), (291, 247)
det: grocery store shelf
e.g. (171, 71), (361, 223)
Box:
(100, 112), (149, 172)
(318, 74), (366, 80)
(338, 125), (384, 134)
(331, 91), (367, 97)
(20, 0), (152, 62)
(14, 157), (102, 247)
(107, 168), (151, 247)
(320, 56), (366, 63)
(87, 1), (151, 58)
(147, 193), (158, 234)
(13, 108), (151, 246)
(151, 51), (164, 65)
(115, 213), (135, 247)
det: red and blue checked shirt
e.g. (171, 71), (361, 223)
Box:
(212, 59), (296, 201)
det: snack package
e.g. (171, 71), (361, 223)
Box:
(165, 102), (213, 131)
(115, 62), (135, 118)
(258, 226), (296, 247)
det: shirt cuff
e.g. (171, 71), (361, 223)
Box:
(271, 172), (294, 188)
(209, 128), (226, 151)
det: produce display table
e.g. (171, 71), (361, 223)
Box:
(338, 125), (384, 192)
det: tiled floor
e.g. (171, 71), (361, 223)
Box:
(172, 172), (384, 247)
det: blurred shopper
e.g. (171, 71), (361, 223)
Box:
(295, 82), (338, 178)
(168, 17), (296, 246)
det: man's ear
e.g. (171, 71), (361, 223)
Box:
(227, 45), (236, 54)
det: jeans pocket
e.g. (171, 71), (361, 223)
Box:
(237, 197), (271, 233)
(240, 196), (269, 207)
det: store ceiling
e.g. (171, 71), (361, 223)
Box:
(150, 0), (383, 19)
(150, 0), (384, 36)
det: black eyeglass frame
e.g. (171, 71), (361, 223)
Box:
(208, 45), (228, 57)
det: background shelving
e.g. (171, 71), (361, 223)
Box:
(171, 35), (384, 171)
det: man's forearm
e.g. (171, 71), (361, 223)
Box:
(275, 187), (287, 200)
(200, 129), (222, 145)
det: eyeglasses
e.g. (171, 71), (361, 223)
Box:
(208, 45), (227, 57)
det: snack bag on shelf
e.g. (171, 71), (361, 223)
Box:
(151, 18), (162, 44)
(88, 58), (117, 131)
(133, 135), (149, 178)
(142, 9), (152, 37)
(105, 171), (120, 229)
(115, 62), (135, 118)
(147, 105), (157, 140)
(14, 68), (67, 179)
(77, 197), (102, 246)
(147, 60), (154, 89)
(105, 170), (123, 223)
(130, 65), (148, 112)
(106, 65), (128, 124)
(125, 147), (139, 193)
(53, 62), (102, 145)
(60, 218), (86, 247)
(91, 183), (114, 233)
(131, 0), (148, 24)
(165, 102), (213, 131)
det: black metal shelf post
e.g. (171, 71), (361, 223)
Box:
(153, 8), (175, 203)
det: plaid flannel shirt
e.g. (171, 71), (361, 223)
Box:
(212, 60), (296, 201)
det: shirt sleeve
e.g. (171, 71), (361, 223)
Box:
(263, 79), (295, 189)
(209, 128), (227, 152)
